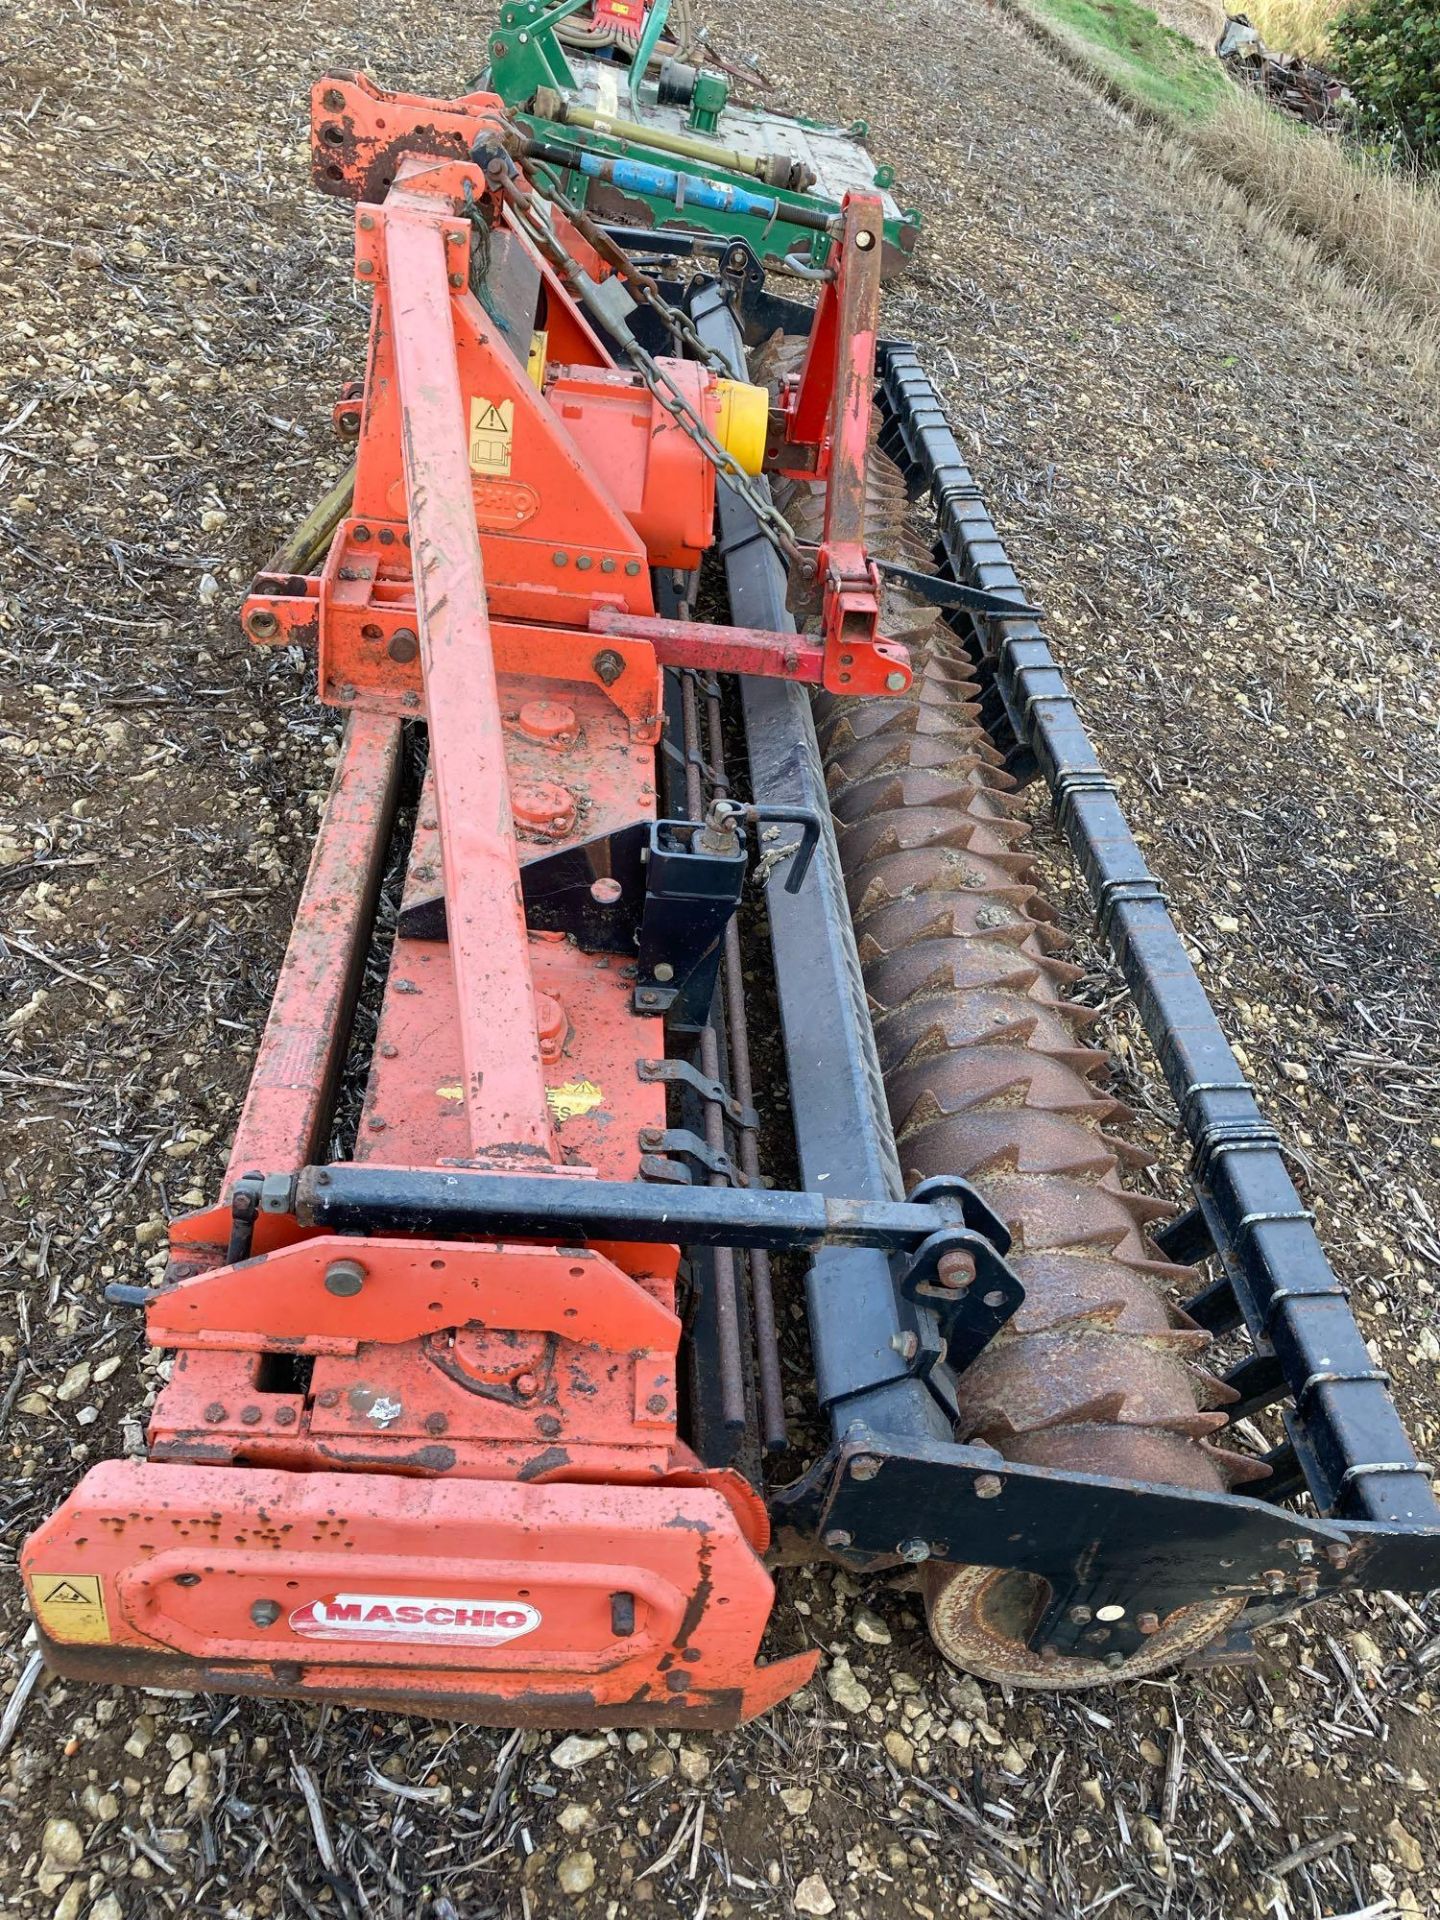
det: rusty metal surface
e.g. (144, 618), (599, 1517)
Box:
(222, 711), (402, 1196)
(754, 327), (1261, 1680)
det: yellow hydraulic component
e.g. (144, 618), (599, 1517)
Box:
(528, 330), (549, 388)
(714, 379), (768, 477)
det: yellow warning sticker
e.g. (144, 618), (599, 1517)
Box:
(30, 1572), (110, 1644)
(546, 1079), (604, 1123)
(469, 397), (515, 477)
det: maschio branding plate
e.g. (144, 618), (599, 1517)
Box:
(289, 1593), (542, 1646)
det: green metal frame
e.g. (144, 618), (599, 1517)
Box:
(516, 112), (921, 273)
(489, 0), (585, 105)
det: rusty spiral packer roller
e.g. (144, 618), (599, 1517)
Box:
(22, 63), (1440, 1721)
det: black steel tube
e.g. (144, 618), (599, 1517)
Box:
(294, 1166), (972, 1251)
(704, 680), (788, 1453)
(680, 672), (747, 1434)
(691, 280), (954, 1446)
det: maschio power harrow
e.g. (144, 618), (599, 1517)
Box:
(24, 42), (1440, 1725)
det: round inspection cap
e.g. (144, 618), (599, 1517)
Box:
(511, 779), (576, 834)
(517, 699), (577, 742)
(535, 990), (567, 1063)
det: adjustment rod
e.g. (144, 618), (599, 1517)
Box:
(695, 799), (821, 894)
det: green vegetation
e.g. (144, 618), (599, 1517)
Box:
(1009, 0), (1440, 355)
(1332, 0), (1440, 167)
(1020, 0), (1229, 120)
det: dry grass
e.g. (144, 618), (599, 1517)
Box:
(1242, 0), (1346, 60)
(1010, 0), (1440, 372)
(1192, 89), (1440, 332)
(1156, 0), (1228, 50)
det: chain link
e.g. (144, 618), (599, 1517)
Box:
(496, 154), (807, 570)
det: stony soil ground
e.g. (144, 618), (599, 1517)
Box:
(4, 0), (1440, 1916)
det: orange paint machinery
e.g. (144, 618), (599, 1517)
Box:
(24, 71), (1440, 1721)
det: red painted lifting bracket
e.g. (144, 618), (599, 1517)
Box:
(588, 609), (909, 696)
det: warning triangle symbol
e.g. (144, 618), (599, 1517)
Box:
(475, 403), (507, 431)
(43, 1580), (93, 1605)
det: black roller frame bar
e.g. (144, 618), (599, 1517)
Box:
(692, 280), (956, 1448)
(874, 339), (1436, 1531)
(292, 1165), (991, 1253)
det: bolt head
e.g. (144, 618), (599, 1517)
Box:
(936, 1251), (974, 1290)
(973, 1472), (1004, 1500)
(1069, 1604), (1093, 1625)
(1136, 1611), (1161, 1636)
(203, 1403), (226, 1424)
(885, 671), (908, 692)
(849, 1453), (883, 1482)
(324, 1259), (366, 1298)
(822, 1528), (852, 1550)
(897, 1538), (930, 1564)
(514, 1371), (540, 1398)
(250, 1599), (281, 1627)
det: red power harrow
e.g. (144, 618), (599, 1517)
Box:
(24, 72), (1440, 1721)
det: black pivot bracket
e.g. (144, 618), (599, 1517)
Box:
(899, 1226), (1024, 1375)
(399, 804), (819, 1032)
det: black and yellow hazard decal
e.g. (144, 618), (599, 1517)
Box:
(29, 1572), (111, 1643)
(468, 397), (515, 477)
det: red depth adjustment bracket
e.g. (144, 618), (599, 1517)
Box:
(765, 191), (908, 698)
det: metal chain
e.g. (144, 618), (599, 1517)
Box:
(522, 157), (734, 372)
(494, 155), (807, 568)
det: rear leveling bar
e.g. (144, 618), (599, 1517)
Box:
(279, 1167), (1009, 1254)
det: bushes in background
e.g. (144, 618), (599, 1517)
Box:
(1332, 0), (1440, 166)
